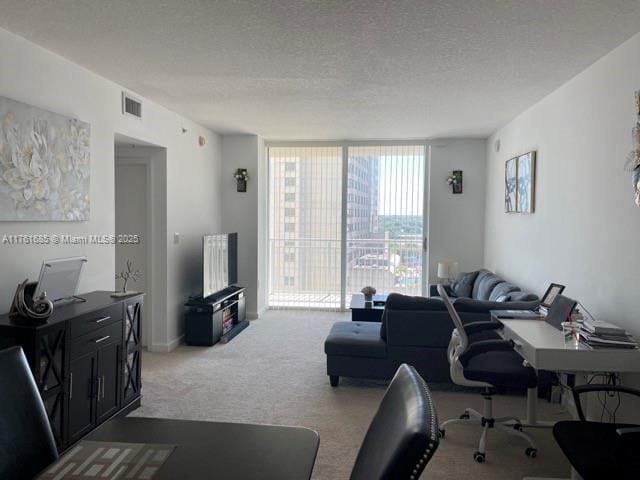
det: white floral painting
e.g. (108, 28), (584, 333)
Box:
(0, 96), (90, 221)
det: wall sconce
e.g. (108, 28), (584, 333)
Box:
(446, 170), (463, 194)
(234, 168), (249, 192)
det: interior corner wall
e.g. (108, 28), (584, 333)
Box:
(0, 28), (222, 350)
(484, 32), (640, 337)
(220, 134), (266, 318)
(427, 138), (487, 285)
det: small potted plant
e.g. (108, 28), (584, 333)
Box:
(361, 286), (376, 302)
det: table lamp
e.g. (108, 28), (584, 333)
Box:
(437, 261), (458, 284)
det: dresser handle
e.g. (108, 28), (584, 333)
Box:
(102, 375), (106, 399)
(94, 316), (111, 324)
(97, 376), (102, 401)
(95, 335), (110, 343)
(69, 373), (73, 399)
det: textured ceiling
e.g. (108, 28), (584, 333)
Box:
(1, 1), (640, 139)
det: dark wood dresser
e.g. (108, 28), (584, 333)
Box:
(0, 291), (143, 452)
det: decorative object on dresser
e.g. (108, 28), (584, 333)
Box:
(0, 96), (90, 221)
(9, 279), (54, 322)
(112, 259), (142, 297)
(34, 256), (87, 305)
(446, 170), (463, 194)
(0, 291), (144, 451)
(505, 151), (537, 213)
(625, 90), (640, 206)
(184, 286), (248, 346)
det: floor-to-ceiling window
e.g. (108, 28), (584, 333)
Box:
(346, 145), (425, 301)
(268, 143), (426, 310)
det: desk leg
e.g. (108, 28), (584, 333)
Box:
(503, 388), (555, 429)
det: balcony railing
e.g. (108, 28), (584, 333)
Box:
(268, 237), (423, 309)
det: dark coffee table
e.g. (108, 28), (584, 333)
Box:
(349, 293), (387, 322)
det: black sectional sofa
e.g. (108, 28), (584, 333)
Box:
(324, 269), (539, 385)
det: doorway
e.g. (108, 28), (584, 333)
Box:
(114, 136), (167, 349)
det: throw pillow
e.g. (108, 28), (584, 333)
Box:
(451, 271), (479, 298)
(495, 294), (511, 302)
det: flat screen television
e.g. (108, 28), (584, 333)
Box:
(203, 233), (238, 299)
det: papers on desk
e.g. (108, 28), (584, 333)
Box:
(579, 320), (638, 349)
(492, 310), (543, 320)
(38, 441), (176, 480)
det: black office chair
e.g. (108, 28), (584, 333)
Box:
(437, 285), (538, 463)
(553, 384), (640, 480)
(350, 364), (439, 480)
(0, 346), (58, 479)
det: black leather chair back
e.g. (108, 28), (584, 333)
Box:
(0, 346), (58, 479)
(350, 364), (439, 480)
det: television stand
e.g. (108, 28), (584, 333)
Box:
(184, 286), (248, 346)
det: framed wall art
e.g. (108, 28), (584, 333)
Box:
(0, 96), (90, 221)
(504, 157), (517, 212)
(505, 150), (536, 213)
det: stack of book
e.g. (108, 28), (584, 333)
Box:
(579, 320), (638, 349)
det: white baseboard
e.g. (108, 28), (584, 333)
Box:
(247, 306), (269, 320)
(147, 335), (184, 352)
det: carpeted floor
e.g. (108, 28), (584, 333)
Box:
(133, 310), (572, 479)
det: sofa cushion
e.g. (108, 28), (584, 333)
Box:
(451, 271), (479, 298)
(380, 294), (446, 340)
(473, 273), (505, 301)
(325, 321), (387, 358)
(511, 291), (539, 302)
(385, 294), (446, 311)
(489, 282), (521, 302)
(471, 270), (492, 299)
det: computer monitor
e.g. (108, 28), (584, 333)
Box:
(33, 256), (87, 304)
(545, 294), (577, 330)
(540, 283), (565, 308)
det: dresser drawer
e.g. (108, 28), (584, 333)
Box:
(69, 322), (123, 360)
(69, 304), (122, 339)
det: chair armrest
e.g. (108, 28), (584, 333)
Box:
(570, 384), (640, 421)
(430, 284), (452, 297)
(463, 321), (502, 336)
(459, 339), (514, 365)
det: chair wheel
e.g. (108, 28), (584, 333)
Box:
(525, 447), (537, 459)
(439, 429), (445, 439)
(473, 452), (485, 463)
(459, 412), (470, 419)
(513, 423), (523, 431)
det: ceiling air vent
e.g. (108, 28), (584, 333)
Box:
(122, 92), (142, 119)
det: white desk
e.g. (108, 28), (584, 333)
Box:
(499, 318), (640, 373)
(492, 314), (640, 480)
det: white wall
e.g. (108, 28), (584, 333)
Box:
(220, 135), (268, 318)
(0, 28), (222, 350)
(484, 32), (640, 336)
(427, 139), (487, 284)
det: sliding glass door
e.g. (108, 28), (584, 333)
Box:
(268, 143), (426, 309)
(346, 145), (425, 302)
